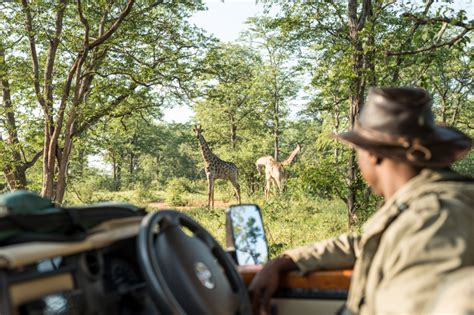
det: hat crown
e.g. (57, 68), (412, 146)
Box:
(335, 86), (472, 167)
(359, 87), (435, 136)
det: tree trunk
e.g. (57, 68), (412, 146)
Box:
(0, 43), (28, 190)
(112, 152), (121, 191)
(333, 102), (341, 162)
(273, 95), (280, 161)
(273, 120), (279, 161)
(230, 119), (237, 150)
(19, 0), (136, 202)
(112, 153), (117, 184)
(450, 100), (461, 127)
(346, 0), (372, 227)
(155, 155), (161, 179)
(54, 109), (78, 203)
(129, 153), (134, 176)
(4, 166), (28, 191)
(116, 162), (122, 192)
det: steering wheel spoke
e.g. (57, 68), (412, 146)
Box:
(137, 210), (251, 315)
(194, 229), (216, 249)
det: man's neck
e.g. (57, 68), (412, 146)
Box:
(380, 162), (421, 199)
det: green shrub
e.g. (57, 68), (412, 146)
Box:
(135, 181), (161, 203)
(165, 177), (194, 206)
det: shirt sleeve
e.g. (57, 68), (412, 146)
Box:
(282, 233), (361, 274)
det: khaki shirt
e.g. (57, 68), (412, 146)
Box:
(423, 266), (474, 315)
(284, 169), (474, 315)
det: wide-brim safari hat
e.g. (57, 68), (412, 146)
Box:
(335, 87), (472, 167)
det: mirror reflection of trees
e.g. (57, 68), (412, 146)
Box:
(230, 206), (268, 265)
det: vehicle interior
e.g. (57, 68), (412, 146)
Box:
(0, 193), (351, 315)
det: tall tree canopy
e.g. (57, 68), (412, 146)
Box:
(262, 0), (473, 225)
(0, 0), (212, 202)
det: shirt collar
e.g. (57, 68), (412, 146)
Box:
(362, 168), (447, 237)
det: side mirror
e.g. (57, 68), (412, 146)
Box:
(225, 204), (268, 266)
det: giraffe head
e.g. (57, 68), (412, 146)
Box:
(295, 143), (302, 152)
(193, 125), (203, 137)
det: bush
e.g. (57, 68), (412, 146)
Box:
(259, 193), (348, 258)
(453, 150), (474, 177)
(135, 181), (161, 203)
(165, 177), (194, 206)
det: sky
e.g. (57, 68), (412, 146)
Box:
(162, 1), (264, 123)
(161, 0), (474, 123)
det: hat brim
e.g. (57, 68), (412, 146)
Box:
(334, 126), (472, 167)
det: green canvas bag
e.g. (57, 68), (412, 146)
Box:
(0, 190), (58, 216)
(0, 190), (145, 245)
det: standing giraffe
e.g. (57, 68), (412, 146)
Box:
(256, 144), (301, 199)
(193, 125), (241, 208)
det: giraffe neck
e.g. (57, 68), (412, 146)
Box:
(281, 145), (301, 166)
(198, 134), (216, 164)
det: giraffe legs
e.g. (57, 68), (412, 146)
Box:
(230, 179), (241, 204)
(207, 177), (214, 208)
(264, 181), (270, 200)
(208, 172), (240, 207)
(211, 183), (214, 208)
(274, 172), (284, 193)
(275, 178), (283, 193)
(264, 172), (272, 200)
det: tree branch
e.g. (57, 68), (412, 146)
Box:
(357, 0), (372, 31)
(20, 0), (45, 109)
(44, 0), (68, 125)
(88, 0), (135, 50)
(386, 28), (471, 56)
(73, 84), (137, 137)
(77, 0), (90, 46)
(401, 12), (473, 29)
(25, 151), (43, 169)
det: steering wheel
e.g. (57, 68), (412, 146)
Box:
(137, 210), (251, 315)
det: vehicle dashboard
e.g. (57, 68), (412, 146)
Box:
(0, 215), (352, 315)
(1, 236), (157, 315)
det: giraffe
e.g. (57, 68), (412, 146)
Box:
(193, 125), (241, 208)
(256, 144), (301, 199)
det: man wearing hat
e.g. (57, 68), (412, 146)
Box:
(249, 87), (473, 315)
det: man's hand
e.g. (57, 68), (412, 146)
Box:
(248, 256), (298, 315)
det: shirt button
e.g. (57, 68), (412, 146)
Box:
(398, 203), (409, 211)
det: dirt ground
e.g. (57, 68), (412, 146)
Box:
(147, 199), (234, 210)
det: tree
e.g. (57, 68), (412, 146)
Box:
(194, 43), (263, 150)
(0, 0), (210, 202)
(266, 0), (472, 226)
(243, 16), (300, 161)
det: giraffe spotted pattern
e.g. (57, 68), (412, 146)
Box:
(193, 125), (241, 208)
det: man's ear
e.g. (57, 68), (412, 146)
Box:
(367, 152), (382, 166)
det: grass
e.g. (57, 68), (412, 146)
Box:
(163, 193), (349, 258)
(256, 195), (348, 257)
(65, 183), (351, 259)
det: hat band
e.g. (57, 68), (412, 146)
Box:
(355, 123), (411, 147)
(354, 123), (433, 162)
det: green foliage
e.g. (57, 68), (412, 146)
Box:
(0, 0), (212, 198)
(142, 192), (350, 257)
(1, 0), (470, 238)
(260, 194), (348, 257)
(161, 178), (210, 207)
(165, 177), (194, 206)
(453, 150), (474, 178)
(291, 157), (344, 199)
(184, 206), (227, 246)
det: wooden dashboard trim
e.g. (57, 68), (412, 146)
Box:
(10, 272), (74, 307)
(237, 264), (352, 290)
